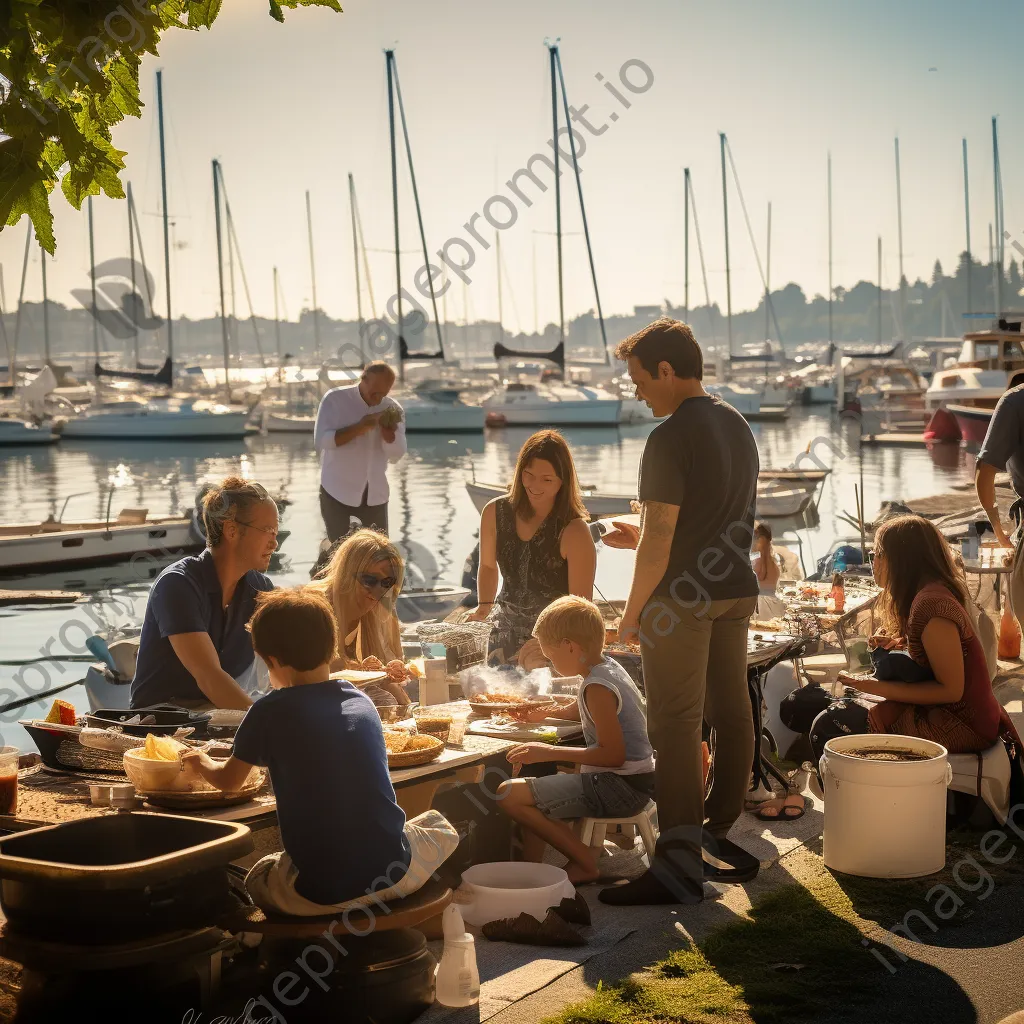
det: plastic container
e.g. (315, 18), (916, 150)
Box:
(821, 733), (951, 878)
(0, 747), (18, 815)
(412, 709), (452, 744)
(421, 659), (449, 706)
(435, 904), (479, 1007)
(458, 862), (575, 927)
(447, 710), (471, 747)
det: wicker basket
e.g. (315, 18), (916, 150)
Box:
(417, 621), (491, 673)
(387, 734), (444, 769)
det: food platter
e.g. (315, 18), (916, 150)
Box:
(386, 733), (444, 768)
(329, 669), (389, 687)
(141, 771), (266, 809)
(467, 694), (552, 716)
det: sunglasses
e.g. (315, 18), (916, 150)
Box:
(356, 572), (398, 594)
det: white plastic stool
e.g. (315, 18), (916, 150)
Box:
(579, 804), (657, 859)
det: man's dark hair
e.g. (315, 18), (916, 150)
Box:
(248, 588), (337, 671)
(614, 317), (703, 380)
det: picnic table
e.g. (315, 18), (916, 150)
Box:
(5, 716), (520, 839)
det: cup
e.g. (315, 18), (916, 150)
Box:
(413, 708), (452, 744)
(447, 710), (471, 747)
(0, 746), (19, 816)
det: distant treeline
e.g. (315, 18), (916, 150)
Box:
(2, 251), (1019, 368)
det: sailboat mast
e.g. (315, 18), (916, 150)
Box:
(40, 242), (50, 365)
(894, 137), (906, 341)
(496, 231), (504, 346)
(992, 116), (1003, 315)
(391, 53), (445, 361)
(127, 181), (139, 367)
(827, 152), (833, 349)
(212, 159), (231, 403)
(385, 50), (402, 381)
(877, 236), (883, 344)
(549, 43), (564, 357)
(765, 201), (771, 343)
(156, 70), (173, 366)
(348, 173), (365, 365)
(12, 223), (30, 377)
(554, 48), (608, 366)
(273, 266), (283, 382)
(990, 223), (999, 315)
(962, 138), (972, 314)
(305, 190), (321, 365)
(88, 195), (98, 373)
(719, 132), (732, 356)
(683, 168), (690, 322)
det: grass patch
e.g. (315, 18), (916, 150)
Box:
(545, 827), (1024, 1024)
(545, 877), (877, 1024)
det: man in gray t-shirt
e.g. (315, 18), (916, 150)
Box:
(975, 381), (1024, 547)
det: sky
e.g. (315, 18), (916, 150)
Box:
(2, 0), (1021, 336)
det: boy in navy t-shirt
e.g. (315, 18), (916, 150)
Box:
(183, 588), (456, 914)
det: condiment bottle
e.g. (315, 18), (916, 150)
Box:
(829, 572), (845, 614)
(435, 904), (479, 1007)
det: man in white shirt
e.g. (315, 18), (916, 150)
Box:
(314, 361), (407, 540)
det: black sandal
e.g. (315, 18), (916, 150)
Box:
(752, 793), (806, 822)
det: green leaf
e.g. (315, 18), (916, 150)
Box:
(188, 0), (224, 29)
(269, 0), (285, 22)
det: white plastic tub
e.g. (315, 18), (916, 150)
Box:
(821, 733), (952, 878)
(457, 862), (575, 927)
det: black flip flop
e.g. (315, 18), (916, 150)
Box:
(753, 794), (806, 822)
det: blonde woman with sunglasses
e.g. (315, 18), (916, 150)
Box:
(308, 528), (410, 705)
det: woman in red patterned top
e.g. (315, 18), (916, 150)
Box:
(797, 514), (1018, 769)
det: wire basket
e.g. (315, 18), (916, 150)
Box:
(417, 621), (492, 673)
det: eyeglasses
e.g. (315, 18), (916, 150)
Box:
(356, 572), (398, 594)
(235, 520), (279, 541)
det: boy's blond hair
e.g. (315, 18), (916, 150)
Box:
(533, 595), (604, 660)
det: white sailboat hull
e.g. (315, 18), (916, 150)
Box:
(483, 386), (621, 426)
(264, 412), (315, 433)
(756, 488), (811, 518)
(0, 520), (201, 573)
(466, 480), (632, 518)
(404, 401), (485, 433)
(61, 405), (250, 440)
(0, 420), (58, 445)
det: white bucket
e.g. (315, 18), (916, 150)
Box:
(821, 733), (952, 878)
(456, 862), (575, 927)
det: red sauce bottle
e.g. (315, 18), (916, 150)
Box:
(829, 572), (846, 614)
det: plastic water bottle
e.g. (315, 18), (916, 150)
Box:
(435, 904), (479, 1007)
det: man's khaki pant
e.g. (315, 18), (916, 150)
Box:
(640, 595), (757, 881)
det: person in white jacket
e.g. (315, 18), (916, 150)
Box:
(313, 361), (407, 540)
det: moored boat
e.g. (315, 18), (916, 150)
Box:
(946, 403), (994, 446)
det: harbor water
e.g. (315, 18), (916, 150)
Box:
(0, 408), (978, 752)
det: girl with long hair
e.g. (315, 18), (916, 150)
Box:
(788, 515), (1018, 775)
(468, 430), (596, 666)
(309, 528), (409, 703)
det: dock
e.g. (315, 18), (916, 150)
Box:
(0, 589), (83, 607)
(859, 432), (929, 447)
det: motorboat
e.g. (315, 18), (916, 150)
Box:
(924, 320), (1024, 442)
(706, 383), (762, 418)
(58, 395), (251, 440)
(0, 417), (58, 445)
(756, 487), (813, 519)
(945, 404), (993, 446)
(0, 508), (204, 573)
(399, 383), (485, 433)
(482, 381), (621, 427)
(466, 479), (633, 519)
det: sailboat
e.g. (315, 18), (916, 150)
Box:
(481, 42), (620, 428)
(62, 74), (249, 441)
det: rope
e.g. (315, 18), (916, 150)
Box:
(723, 138), (783, 345)
(685, 173), (719, 344)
